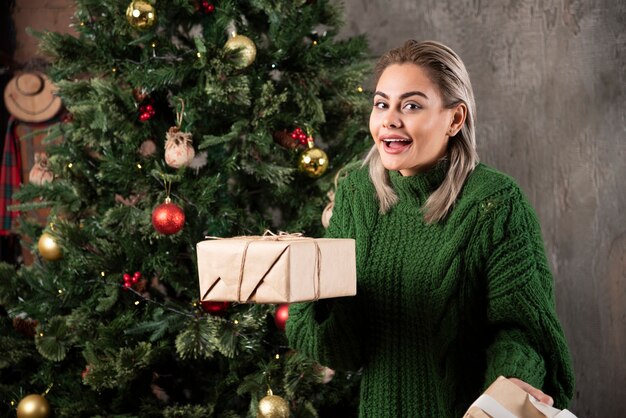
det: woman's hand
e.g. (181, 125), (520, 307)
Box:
(509, 378), (554, 406)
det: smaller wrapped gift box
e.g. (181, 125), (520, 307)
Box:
(197, 233), (356, 303)
(464, 376), (577, 418)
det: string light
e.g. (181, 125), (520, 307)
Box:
(136, 163), (142, 169)
(233, 319), (239, 325)
(100, 271), (105, 277)
(196, 52), (202, 58)
(275, 354), (280, 360)
(67, 162), (73, 168)
(151, 42), (156, 48)
(357, 86), (364, 93)
(58, 289), (63, 294)
(113, 284), (194, 318)
(39, 332), (44, 337)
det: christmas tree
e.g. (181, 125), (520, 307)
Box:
(0, 0), (371, 416)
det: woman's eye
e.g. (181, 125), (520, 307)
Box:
(404, 103), (421, 110)
(373, 102), (387, 109)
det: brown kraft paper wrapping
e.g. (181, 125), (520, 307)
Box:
(464, 376), (577, 418)
(197, 233), (356, 303)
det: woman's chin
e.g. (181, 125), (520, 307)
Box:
(378, 144), (414, 172)
(380, 158), (405, 172)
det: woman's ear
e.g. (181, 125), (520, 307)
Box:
(447, 103), (467, 137)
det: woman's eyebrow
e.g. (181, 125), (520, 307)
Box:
(374, 90), (429, 100)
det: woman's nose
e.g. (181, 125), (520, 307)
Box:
(382, 111), (402, 128)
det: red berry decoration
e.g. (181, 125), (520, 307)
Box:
(274, 303), (289, 331)
(290, 127), (309, 146)
(122, 271), (143, 290)
(195, 0), (215, 14)
(152, 198), (185, 235)
(138, 99), (156, 122)
(200, 301), (230, 316)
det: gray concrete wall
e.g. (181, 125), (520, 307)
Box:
(338, 0), (625, 415)
(12, 0), (75, 64)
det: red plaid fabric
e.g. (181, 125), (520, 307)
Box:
(0, 116), (22, 235)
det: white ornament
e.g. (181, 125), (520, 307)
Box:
(164, 127), (195, 169)
(29, 152), (54, 185)
(139, 139), (157, 157)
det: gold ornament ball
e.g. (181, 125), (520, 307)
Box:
(126, 1), (156, 30)
(16, 394), (50, 418)
(38, 232), (62, 261)
(257, 394), (289, 418)
(298, 146), (329, 178)
(224, 34), (257, 68)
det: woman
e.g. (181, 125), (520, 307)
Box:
(286, 40), (574, 417)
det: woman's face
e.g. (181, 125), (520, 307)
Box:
(369, 63), (459, 176)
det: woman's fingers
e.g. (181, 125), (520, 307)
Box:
(508, 377), (554, 406)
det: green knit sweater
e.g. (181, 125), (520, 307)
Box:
(286, 161), (574, 417)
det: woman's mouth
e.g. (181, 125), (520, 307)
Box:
(381, 137), (412, 154)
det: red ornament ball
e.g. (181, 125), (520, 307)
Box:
(152, 200), (185, 234)
(274, 304), (289, 331)
(200, 301), (230, 316)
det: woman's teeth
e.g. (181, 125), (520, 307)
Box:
(383, 138), (411, 148)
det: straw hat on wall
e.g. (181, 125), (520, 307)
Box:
(3, 72), (63, 123)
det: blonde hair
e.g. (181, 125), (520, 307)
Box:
(364, 40), (479, 224)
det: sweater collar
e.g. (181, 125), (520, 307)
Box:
(389, 158), (449, 203)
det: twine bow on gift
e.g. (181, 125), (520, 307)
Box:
(259, 230), (304, 240)
(204, 230), (322, 302)
(204, 230), (305, 241)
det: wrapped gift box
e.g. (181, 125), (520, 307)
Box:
(197, 233), (356, 303)
(464, 376), (577, 418)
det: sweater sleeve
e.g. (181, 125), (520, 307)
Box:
(285, 174), (364, 371)
(478, 185), (575, 408)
